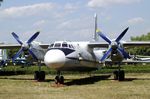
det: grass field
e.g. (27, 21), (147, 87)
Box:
(0, 73), (150, 99)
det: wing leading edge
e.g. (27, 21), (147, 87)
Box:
(88, 41), (150, 49)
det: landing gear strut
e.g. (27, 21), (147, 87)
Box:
(34, 61), (45, 81)
(113, 62), (125, 81)
(55, 71), (64, 84)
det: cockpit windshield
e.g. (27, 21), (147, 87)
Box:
(49, 41), (74, 49)
(54, 43), (61, 47)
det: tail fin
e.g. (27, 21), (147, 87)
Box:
(93, 13), (98, 41)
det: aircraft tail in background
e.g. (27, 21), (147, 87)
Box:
(93, 13), (98, 41)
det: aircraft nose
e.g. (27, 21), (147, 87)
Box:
(44, 49), (65, 68)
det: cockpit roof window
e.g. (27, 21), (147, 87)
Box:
(54, 43), (61, 47)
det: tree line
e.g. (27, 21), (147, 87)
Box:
(128, 32), (150, 56)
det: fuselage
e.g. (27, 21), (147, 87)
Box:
(44, 41), (104, 71)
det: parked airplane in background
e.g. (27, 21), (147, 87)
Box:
(0, 14), (150, 84)
(0, 49), (8, 66)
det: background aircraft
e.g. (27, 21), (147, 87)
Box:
(0, 14), (150, 84)
(0, 0), (3, 6)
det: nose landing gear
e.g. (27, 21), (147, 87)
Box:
(55, 71), (64, 84)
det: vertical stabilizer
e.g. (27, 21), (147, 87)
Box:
(93, 13), (98, 41)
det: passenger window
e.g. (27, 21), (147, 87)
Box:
(54, 43), (61, 47)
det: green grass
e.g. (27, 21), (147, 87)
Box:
(0, 64), (150, 76)
(0, 64), (150, 99)
(0, 73), (150, 99)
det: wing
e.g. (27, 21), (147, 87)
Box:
(123, 41), (150, 47)
(39, 44), (49, 49)
(88, 42), (108, 48)
(0, 44), (21, 49)
(0, 43), (49, 49)
(88, 41), (150, 48)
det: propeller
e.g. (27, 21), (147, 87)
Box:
(97, 27), (130, 61)
(11, 32), (40, 61)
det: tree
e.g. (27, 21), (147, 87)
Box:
(129, 32), (150, 56)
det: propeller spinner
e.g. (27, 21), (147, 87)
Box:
(11, 32), (40, 61)
(97, 27), (130, 62)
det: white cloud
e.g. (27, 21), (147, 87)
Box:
(58, 20), (72, 29)
(127, 17), (144, 25)
(64, 3), (79, 11)
(33, 20), (47, 27)
(88, 0), (141, 7)
(0, 3), (56, 18)
(54, 3), (79, 18)
(64, 3), (78, 10)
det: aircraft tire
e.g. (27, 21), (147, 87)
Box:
(38, 71), (45, 81)
(118, 70), (125, 81)
(55, 76), (60, 84)
(60, 76), (64, 84)
(34, 71), (39, 80)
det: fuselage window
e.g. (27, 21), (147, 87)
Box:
(54, 43), (61, 47)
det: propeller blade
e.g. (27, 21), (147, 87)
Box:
(118, 47), (131, 59)
(12, 48), (23, 61)
(12, 32), (23, 45)
(100, 48), (112, 61)
(115, 27), (129, 43)
(27, 32), (40, 44)
(28, 49), (38, 60)
(97, 30), (111, 44)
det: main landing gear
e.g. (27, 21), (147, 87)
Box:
(55, 71), (64, 84)
(34, 71), (45, 81)
(113, 62), (125, 81)
(34, 62), (45, 81)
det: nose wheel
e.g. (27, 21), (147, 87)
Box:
(55, 71), (64, 84)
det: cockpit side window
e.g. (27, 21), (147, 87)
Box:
(69, 44), (74, 49)
(50, 44), (54, 48)
(62, 43), (68, 47)
(71, 44), (74, 49)
(54, 43), (61, 47)
(69, 44), (71, 48)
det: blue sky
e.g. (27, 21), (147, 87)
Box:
(0, 0), (150, 43)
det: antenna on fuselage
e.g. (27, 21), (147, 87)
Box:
(93, 13), (98, 41)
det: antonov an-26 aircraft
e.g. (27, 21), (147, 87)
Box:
(0, 14), (150, 84)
